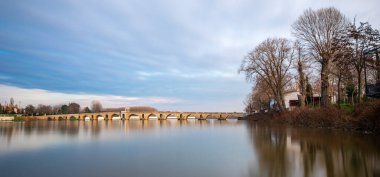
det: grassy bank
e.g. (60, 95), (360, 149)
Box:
(13, 116), (25, 121)
(248, 100), (380, 133)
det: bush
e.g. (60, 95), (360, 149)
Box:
(13, 116), (25, 121)
(268, 100), (380, 133)
(353, 100), (380, 133)
(273, 106), (351, 129)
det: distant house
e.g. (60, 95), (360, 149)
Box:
(284, 91), (300, 110)
(284, 91), (322, 110)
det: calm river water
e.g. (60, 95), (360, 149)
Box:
(0, 120), (379, 177)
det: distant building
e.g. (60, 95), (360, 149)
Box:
(284, 91), (300, 110)
(284, 91), (322, 110)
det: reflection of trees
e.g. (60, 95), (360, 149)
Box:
(246, 121), (380, 177)
(0, 122), (14, 144)
(0, 119), (245, 151)
(246, 123), (289, 177)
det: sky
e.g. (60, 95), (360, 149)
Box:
(0, 0), (379, 112)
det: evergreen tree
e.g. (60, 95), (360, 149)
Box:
(305, 77), (313, 105)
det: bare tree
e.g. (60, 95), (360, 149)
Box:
(240, 38), (294, 111)
(91, 100), (103, 113)
(68, 102), (80, 114)
(243, 93), (256, 114)
(244, 76), (273, 113)
(10, 97), (14, 106)
(292, 7), (347, 107)
(36, 104), (52, 115)
(333, 21), (380, 102)
(52, 105), (61, 114)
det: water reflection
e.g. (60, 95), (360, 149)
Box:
(0, 119), (242, 154)
(246, 122), (380, 177)
(0, 120), (379, 177)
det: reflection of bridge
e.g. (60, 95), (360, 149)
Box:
(33, 111), (244, 120)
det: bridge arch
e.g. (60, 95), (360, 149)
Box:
(129, 114), (140, 120)
(69, 116), (77, 120)
(111, 114), (121, 120)
(58, 116), (64, 120)
(96, 115), (104, 120)
(82, 115), (91, 120)
(186, 114), (196, 119)
(147, 114), (158, 119)
(200, 114), (210, 119)
(166, 114), (178, 119)
(225, 114), (232, 119)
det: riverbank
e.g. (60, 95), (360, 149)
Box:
(0, 116), (14, 121)
(247, 100), (380, 134)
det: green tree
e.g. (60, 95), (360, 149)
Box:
(305, 77), (313, 105)
(61, 104), (69, 114)
(83, 107), (91, 113)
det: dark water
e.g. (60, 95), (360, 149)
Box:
(0, 120), (379, 177)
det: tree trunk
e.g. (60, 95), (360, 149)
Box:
(357, 69), (362, 104)
(337, 75), (341, 107)
(298, 60), (306, 107)
(376, 52), (380, 84)
(320, 59), (330, 107)
(298, 95), (305, 107)
(275, 91), (286, 112)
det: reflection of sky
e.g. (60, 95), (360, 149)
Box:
(1, 0), (379, 111)
(0, 120), (252, 177)
(0, 120), (245, 155)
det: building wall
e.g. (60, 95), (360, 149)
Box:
(284, 91), (300, 109)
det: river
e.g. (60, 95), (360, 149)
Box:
(0, 120), (379, 177)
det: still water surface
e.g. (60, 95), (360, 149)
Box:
(0, 120), (379, 177)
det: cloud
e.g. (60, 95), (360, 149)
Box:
(0, 0), (379, 112)
(136, 69), (239, 80)
(0, 84), (179, 108)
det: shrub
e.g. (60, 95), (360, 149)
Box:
(353, 100), (380, 133)
(273, 106), (351, 129)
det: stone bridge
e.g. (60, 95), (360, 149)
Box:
(32, 111), (244, 120)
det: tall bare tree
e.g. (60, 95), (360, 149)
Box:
(240, 38), (294, 111)
(292, 7), (347, 107)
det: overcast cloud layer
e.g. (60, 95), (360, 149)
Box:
(0, 0), (379, 111)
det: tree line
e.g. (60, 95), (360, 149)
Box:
(240, 7), (380, 113)
(23, 100), (103, 116)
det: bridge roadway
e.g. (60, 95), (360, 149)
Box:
(33, 111), (244, 120)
